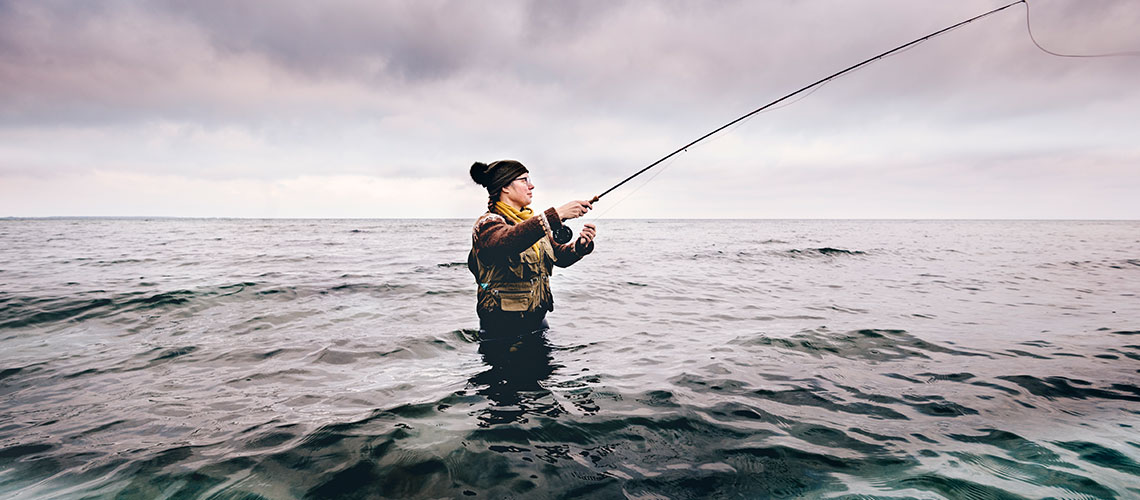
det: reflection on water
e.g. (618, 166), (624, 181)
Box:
(473, 332), (562, 426)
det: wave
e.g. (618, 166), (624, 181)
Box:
(1038, 258), (1140, 271)
(996, 375), (1140, 403)
(5, 354), (1134, 499)
(732, 328), (991, 362)
(0, 287), (224, 329)
(786, 247), (867, 257)
(0, 280), (434, 330)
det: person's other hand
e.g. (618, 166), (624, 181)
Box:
(576, 223), (596, 250)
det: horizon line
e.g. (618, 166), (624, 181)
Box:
(4, 216), (1139, 222)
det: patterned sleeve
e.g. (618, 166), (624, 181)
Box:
(473, 208), (567, 262)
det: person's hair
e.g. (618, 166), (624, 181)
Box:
(470, 160), (528, 210)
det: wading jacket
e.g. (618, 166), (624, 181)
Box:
(468, 206), (594, 317)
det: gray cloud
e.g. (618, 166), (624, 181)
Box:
(5, 1), (1136, 124)
(155, 0), (500, 81)
(1, 0), (1138, 217)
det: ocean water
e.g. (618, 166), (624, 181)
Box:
(1, 218), (1138, 499)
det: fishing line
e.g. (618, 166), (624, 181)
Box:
(584, 154), (681, 222)
(1023, 1), (1140, 58)
(553, 0), (1140, 243)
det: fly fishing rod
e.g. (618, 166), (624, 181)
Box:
(553, 0), (1025, 244)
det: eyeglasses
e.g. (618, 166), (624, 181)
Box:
(513, 176), (533, 186)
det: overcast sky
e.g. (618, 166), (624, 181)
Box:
(1, 0), (1138, 218)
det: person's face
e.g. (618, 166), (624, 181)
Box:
(501, 173), (534, 208)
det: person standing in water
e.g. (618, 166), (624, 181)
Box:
(468, 160), (597, 341)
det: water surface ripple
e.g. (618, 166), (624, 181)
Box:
(1, 219), (1138, 498)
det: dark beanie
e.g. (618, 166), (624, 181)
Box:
(470, 160), (528, 197)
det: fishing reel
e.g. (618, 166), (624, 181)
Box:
(552, 226), (574, 244)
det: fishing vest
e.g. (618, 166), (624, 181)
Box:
(468, 213), (556, 315)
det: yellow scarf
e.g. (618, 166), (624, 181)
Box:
(494, 201), (543, 258)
